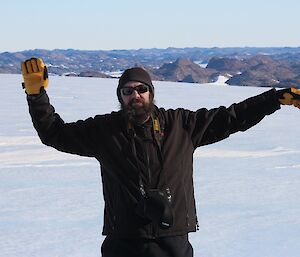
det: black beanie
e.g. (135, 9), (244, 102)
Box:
(117, 67), (154, 103)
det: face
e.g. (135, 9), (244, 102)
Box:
(120, 81), (154, 124)
(120, 81), (151, 107)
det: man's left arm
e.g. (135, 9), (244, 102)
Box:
(191, 88), (300, 147)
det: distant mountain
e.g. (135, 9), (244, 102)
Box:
(206, 57), (247, 74)
(214, 55), (300, 88)
(153, 58), (218, 83)
(1, 47), (300, 88)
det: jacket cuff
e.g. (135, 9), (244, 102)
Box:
(26, 88), (48, 102)
(258, 88), (281, 115)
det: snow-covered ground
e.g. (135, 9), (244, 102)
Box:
(213, 74), (231, 84)
(1, 74), (300, 257)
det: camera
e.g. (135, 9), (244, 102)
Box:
(135, 187), (174, 230)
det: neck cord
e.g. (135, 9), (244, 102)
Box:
(128, 115), (166, 198)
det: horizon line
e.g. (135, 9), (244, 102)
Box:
(1, 46), (300, 54)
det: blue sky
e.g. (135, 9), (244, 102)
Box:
(1, 0), (300, 52)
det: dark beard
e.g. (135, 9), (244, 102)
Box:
(121, 98), (155, 125)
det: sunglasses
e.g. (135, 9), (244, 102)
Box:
(121, 84), (149, 96)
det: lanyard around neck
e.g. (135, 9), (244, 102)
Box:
(127, 115), (165, 196)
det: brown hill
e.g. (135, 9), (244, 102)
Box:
(226, 55), (298, 87)
(206, 57), (247, 74)
(153, 58), (219, 83)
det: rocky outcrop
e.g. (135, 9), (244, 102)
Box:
(226, 70), (279, 87)
(226, 55), (298, 87)
(153, 58), (219, 83)
(206, 57), (247, 74)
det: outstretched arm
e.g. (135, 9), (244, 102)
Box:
(21, 57), (100, 157)
(189, 88), (285, 147)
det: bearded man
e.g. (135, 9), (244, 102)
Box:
(21, 57), (300, 257)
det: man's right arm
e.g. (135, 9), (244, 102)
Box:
(22, 58), (99, 157)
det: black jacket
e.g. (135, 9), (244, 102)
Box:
(27, 88), (281, 239)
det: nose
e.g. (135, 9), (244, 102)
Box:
(131, 89), (140, 98)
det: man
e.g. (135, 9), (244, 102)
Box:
(21, 57), (300, 257)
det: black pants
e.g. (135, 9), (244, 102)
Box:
(101, 234), (193, 257)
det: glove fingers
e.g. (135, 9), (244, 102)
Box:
(21, 62), (28, 75)
(36, 58), (46, 70)
(291, 88), (300, 100)
(25, 60), (33, 73)
(31, 58), (39, 73)
(291, 88), (300, 94)
(293, 101), (300, 109)
(43, 66), (48, 80)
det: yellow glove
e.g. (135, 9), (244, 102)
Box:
(21, 57), (48, 95)
(277, 88), (300, 109)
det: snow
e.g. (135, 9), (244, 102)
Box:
(1, 74), (300, 257)
(212, 75), (229, 85)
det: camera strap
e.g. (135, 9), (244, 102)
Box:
(127, 114), (167, 198)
